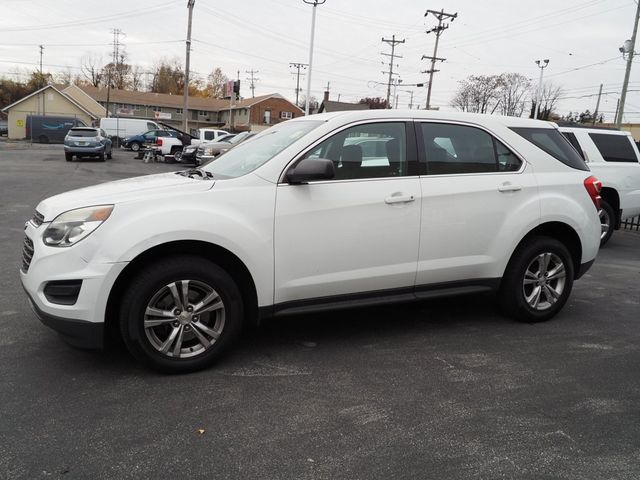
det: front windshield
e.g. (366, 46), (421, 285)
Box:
(201, 120), (322, 178)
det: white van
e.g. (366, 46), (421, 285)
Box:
(100, 118), (160, 140)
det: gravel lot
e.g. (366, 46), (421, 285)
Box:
(1, 143), (639, 479)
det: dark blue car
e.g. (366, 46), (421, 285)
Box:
(122, 129), (178, 151)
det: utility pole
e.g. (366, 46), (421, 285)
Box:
(616, 0), (640, 127)
(534, 59), (549, 120)
(289, 62), (307, 106)
(105, 28), (123, 119)
(423, 8), (457, 110)
(183, 0), (195, 133)
(381, 35), (405, 109)
(303, 0), (326, 115)
(593, 83), (603, 126)
(38, 44), (44, 115)
(246, 69), (259, 97)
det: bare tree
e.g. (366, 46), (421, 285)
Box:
(451, 75), (502, 114)
(498, 73), (530, 117)
(530, 82), (564, 120)
(130, 65), (145, 91)
(81, 54), (103, 87)
(55, 66), (74, 87)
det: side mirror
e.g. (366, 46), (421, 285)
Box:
(286, 158), (335, 184)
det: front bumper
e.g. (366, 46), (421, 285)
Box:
(21, 222), (127, 349)
(24, 288), (104, 349)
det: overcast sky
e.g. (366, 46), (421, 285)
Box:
(0, 0), (638, 121)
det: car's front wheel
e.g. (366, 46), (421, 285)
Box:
(499, 236), (574, 323)
(130, 142), (141, 152)
(119, 256), (244, 373)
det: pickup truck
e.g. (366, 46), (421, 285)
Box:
(153, 126), (229, 162)
(559, 125), (640, 245)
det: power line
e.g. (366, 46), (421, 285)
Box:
(246, 69), (259, 97)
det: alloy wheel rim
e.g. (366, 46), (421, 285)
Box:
(599, 208), (610, 240)
(522, 252), (566, 311)
(143, 279), (225, 358)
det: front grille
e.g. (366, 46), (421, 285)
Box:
(21, 235), (34, 273)
(31, 210), (44, 228)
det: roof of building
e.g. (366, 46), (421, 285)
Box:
(1, 84), (99, 119)
(78, 85), (301, 113)
(318, 100), (371, 113)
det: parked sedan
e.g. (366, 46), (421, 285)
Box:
(195, 131), (256, 165)
(122, 129), (178, 151)
(182, 134), (236, 164)
(64, 127), (112, 162)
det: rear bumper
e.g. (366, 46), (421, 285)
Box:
(24, 288), (104, 349)
(64, 145), (105, 155)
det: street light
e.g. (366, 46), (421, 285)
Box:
(534, 59), (549, 120)
(303, 0), (326, 115)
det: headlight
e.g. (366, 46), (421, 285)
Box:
(43, 205), (114, 247)
(203, 147), (215, 156)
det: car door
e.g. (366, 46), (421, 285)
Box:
(415, 121), (539, 290)
(274, 121), (422, 305)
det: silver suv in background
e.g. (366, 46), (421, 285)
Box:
(559, 125), (640, 245)
(64, 127), (113, 162)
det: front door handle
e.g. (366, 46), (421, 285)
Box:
(385, 194), (415, 204)
(498, 183), (522, 192)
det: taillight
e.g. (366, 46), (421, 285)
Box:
(156, 138), (163, 146)
(584, 175), (602, 210)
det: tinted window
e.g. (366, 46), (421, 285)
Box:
(420, 123), (521, 175)
(204, 131), (216, 140)
(589, 133), (638, 163)
(511, 127), (588, 171)
(68, 129), (98, 137)
(561, 132), (585, 159)
(302, 122), (408, 180)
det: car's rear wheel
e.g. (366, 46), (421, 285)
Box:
(499, 236), (574, 323)
(99, 151), (105, 161)
(172, 148), (183, 163)
(599, 199), (615, 247)
(119, 256), (244, 373)
(130, 142), (141, 152)
(65, 153), (73, 162)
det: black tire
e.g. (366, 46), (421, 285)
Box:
(130, 142), (141, 152)
(99, 151), (105, 162)
(599, 199), (615, 247)
(106, 150), (113, 160)
(65, 153), (73, 162)
(172, 148), (183, 163)
(499, 236), (574, 323)
(119, 255), (244, 373)
(38, 135), (49, 144)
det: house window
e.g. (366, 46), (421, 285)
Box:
(152, 106), (162, 112)
(281, 111), (293, 119)
(191, 110), (198, 120)
(199, 111), (208, 116)
(176, 108), (183, 115)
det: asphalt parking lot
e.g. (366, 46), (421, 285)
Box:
(1, 142), (640, 480)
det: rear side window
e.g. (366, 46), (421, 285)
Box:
(589, 133), (638, 163)
(561, 132), (585, 159)
(204, 131), (216, 140)
(68, 129), (98, 137)
(147, 122), (157, 131)
(420, 123), (522, 175)
(510, 127), (588, 171)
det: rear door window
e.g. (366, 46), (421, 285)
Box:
(588, 133), (639, 163)
(510, 127), (588, 171)
(420, 123), (522, 175)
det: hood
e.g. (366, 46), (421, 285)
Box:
(37, 172), (215, 221)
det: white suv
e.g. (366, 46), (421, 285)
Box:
(21, 111), (601, 373)
(559, 126), (640, 245)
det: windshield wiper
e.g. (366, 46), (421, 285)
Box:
(177, 168), (214, 180)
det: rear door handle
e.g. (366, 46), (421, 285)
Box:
(385, 194), (415, 204)
(498, 183), (522, 192)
